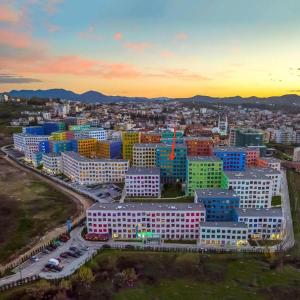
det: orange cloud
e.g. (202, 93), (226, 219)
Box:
(0, 29), (32, 48)
(160, 50), (175, 58)
(175, 32), (188, 41)
(114, 32), (122, 41)
(0, 4), (19, 23)
(123, 42), (152, 52)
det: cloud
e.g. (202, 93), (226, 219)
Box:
(0, 74), (41, 84)
(289, 90), (300, 93)
(123, 42), (152, 52)
(175, 32), (188, 41)
(114, 32), (123, 41)
(0, 4), (19, 23)
(0, 29), (33, 49)
(148, 68), (210, 81)
(160, 50), (175, 58)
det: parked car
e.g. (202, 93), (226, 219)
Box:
(60, 252), (69, 258)
(66, 251), (80, 258)
(30, 256), (39, 262)
(45, 263), (63, 272)
(42, 249), (50, 254)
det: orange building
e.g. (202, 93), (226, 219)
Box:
(74, 138), (98, 157)
(184, 137), (213, 156)
(140, 132), (161, 143)
(246, 148), (260, 167)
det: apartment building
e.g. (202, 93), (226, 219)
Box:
(125, 167), (161, 197)
(61, 151), (129, 185)
(80, 128), (107, 141)
(222, 169), (274, 208)
(71, 138), (98, 157)
(257, 157), (281, 171)
(133, 143), (159, 167)
(140, 132), (161, 143)
(50, 131), (74, 141)
(42, 153), (62, 175)
(186, 156), (224, 196)
(213, 147), (247, 171)
(122, 131), (140, 162)
(13, 133), (50, 152)
(96, 139), (122, 159)
(199, 222), (248, 246)
(184, 137), (213, 156)
(233, 208), (284, 240)
(156, 144), (187, 183)
(194, 189), (240, 221)
(246, 148), (260, 167)
(86, 202), (206, 240)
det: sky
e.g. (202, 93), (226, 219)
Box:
(0, 0), (300, 98)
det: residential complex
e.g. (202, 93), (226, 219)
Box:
(133, 143), (158, 167)
(42, 153), (62, 175)
(125, 167), (161, 197)
(184, 137), (213, 156)
(213, 147), (247, 171)
(122, 131), (140, 162)
(96, 139), (122, 159)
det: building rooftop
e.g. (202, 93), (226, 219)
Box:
(42, 153), (61, 158)
(213, 146), (248, 153)
(224, 168), (281, 180)
(133, 143), (160, 148)
(62, 151), (128, 163)
(234, 207), (283, 217)
(184, 137), (212, 141)
(260, 157), (281, 164)
(195, 188), (239, 199)
(187, 155), (221, 162)
(88, 202), (205, 212)
(200, 221), (248, 228)
(127, 167), (160, 176)
(158, 143), (187, 149)
(14, 133), (50, 138)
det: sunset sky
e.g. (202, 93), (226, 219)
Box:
(0, 0), (300, 98)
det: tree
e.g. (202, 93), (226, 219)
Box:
(122, 268), (138, 287)
(74, 266), (95, 288)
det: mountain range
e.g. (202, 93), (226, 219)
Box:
(6, 88), (300, 108)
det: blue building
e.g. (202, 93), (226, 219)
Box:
(161, 130), (184, 144)
(39, 140), (51, 153)
(156, 143), (187, 182)
(213, 147), (246, 171)
(194, 189), (240, 221)
(22, 126), (45, 135)
(52, 140), (73, 154)
(109, 139), (122, 158)
(43, 122), (66, 135)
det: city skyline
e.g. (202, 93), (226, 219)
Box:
(1, 0), (300, 98)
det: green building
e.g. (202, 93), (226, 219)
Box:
(234, 128), (263, 147)
(161, 129), (184, 144)
(186, 156), (225, 196)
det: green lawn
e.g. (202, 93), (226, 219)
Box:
(161, 183), (185, 197)
(272, 195), (282, 206)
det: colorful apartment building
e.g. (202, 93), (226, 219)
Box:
(22, 126), (44, 135)
(69, 124), (91, 131)
(246, 147), (260, 167)
(140, 132), (161, 143)
(213, 147), (247, 171)
(125, 167), (161, 197)
(96, 139), (122, 159)
(133, 143), (159, 167)
(86, 202), (206, 240)
(161, 129), (184, 144)
(71, 138), (98, 157)
(156, 144), (187, 182)
(233, 208), (284, 240)
(194, 189), (240, 221)
(50, 130), (74, 141)
(42, 153), (62, 175)
(186, 156), (224, 196)
(80, 128), (107, 141)
(61, 151), (129, 185)
(122, 131), (140, 162)
(184, 137), (213, 156)
(43, 122), (66, 135)
(13, 133), (50, 153)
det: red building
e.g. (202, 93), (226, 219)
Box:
(245, 148), (260, 167)
(140, 132), (161, 143)
(184, 137), (213, 156)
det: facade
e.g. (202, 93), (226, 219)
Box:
(125, 167), (161, 197)
(96, 139), (122, 159)
(22, 126), (44, 135)
(71, 138), (98, 157)
(233, 208), (284, 240)
(43, 122), (65, 135)
(42, 153), (62, 175)
(86, 202), (206, 240)
(161, 130), (184, 144)
(213, 147), (247, 171)
(13, 133), (50, 152)
(24, 144), (39, 162)
(69, 124), (91, 132)
(156, 144), (187, 182)
(194, 189), (240, 221)
(246, 148), (260, 167)
(184, 137), (213, 156)
(32, 151), (43, 167)
(61, 151), (129, 185)
(133, 143), (159, 167)
(199, 222), (248, 246)
(50, 131), (74, 141)
(80, 128), (107, 141)
(257, 157), (281, 171)
(122, 131), (140, 162)
(140, 132), (161, 143)
(223, 169), (275, 208)
(186, 156), (224, 196)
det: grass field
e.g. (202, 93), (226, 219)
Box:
(0, 158), (78, 263)
(271, 195), (282, 206)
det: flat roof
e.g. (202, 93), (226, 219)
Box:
(133, 143), (160, 148)
(213, 147), (247, 152)
(187, 155), (221, 162)
(62, 151), (128, 163)
(225, 168), (281, 180)
(200, 221), (248, 228)
(195, 189), (239, 198)
(260, 157), (281, 163)
(14, 133), (50, 138)
(158, 143), (187, 149)
(127, 167), (160, 176)
(42, 153), (61, 158)
(88, 202), (205, 212)
(184, 137), (212, 141)
(234, 207), (283, 217)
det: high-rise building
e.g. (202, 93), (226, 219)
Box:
(213, 147), (247, 171)
(161, 129), (184, 144)
(122, 131), (140, 162)
(96, 139), (122, 159)
(186, 156), (224, 196)
(71, 138), (98, 157)
(229, 128), (263, 147)
(133, 143), (159, 167)
(184, 137), (213, 156)
(156, 144), (187, 182)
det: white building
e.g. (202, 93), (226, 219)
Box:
(125, 167), (161, 197)
(234, 208), (284, 240)
(224, 169), (274, 209)
(80, 128), (107, 141)
(86, 202), (206, 240)
(61, 151), (129, 185)
(43, 153), (62, 175)
(133, 144), (159, 167)
(199, 222), (248, 246)
(24, 144), (39, 162)
(13, 133), (50, 152)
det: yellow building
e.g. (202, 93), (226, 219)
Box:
(50, 131), (74, 141)
(76, 138), (98, 157)
(122, 131), (140, 162)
